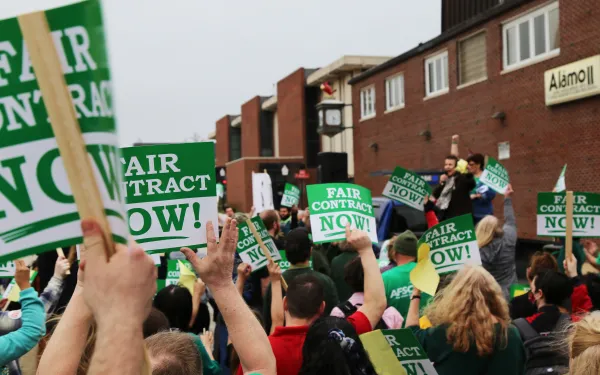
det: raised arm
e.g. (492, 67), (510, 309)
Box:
(346, 226), (386, 329)
(189, 279), (206, 329)
(182, 219), (276, 375)
(502, 185), (517, 246)
(268, 260), (284, 334)
(235, 263), (251, 297)
(39, 256), (70, 315)
(405, 287), (422, 327)
(450, 134), (459, 157)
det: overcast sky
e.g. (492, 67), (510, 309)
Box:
(5, 0), (440, 146)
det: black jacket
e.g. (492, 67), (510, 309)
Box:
(433, 172), (476, 220)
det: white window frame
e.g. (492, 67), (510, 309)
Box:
(502, 1), (560, 72)
(425, 51), (449, 98)
(360, 85), (376, 120)
(385, 74), (405, 112)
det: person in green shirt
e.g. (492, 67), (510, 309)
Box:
(330, 242), (359, 302)
(405, 265), (526, 375)
(382, 230), (431, 321)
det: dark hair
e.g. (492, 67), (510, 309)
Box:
(144, 307), (171, 338)
(445, 155), (459, 164)
(285, 228), (312, 264)
(467, 154), (485, 169)
(279, 206), (290, 213)
(533, 270), (573, 305)
(286, 274), (325, 319)
(153, 285), (193, 332)
(344, 256), (364, 293)
(146, 332), (202, 375)
(261, 209), (279, 231)
(528, 251), (559, 281)
(586, 274), (600, 311)
(299, 316), (377, 375)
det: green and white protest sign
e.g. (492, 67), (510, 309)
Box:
(554, 164), (567, 192)
(307, 183), (377, 244)
(0, 261), (16, 278)
(382, 167), (432, 211)
(480, 156), (509, 195)
(236, 216), (281, 271)
(510, 284), (531, 299)
(277, 250), (312, 272)
(165, 259), (193, 287)
(281, 183), (301, 208)
(121, 142), (218, 253)
(537, 192), (600, 237)
(0, 0), (128, 264)
(418, 214), (481, 274)
(383, 329), (438, 375)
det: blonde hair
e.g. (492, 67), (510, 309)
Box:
(424, 266), (510, 356)
(476, 215), (503, 248)
(568, 312), (600, 375)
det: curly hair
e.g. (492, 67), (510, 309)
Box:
(568, 311), (600, 375)
(424, 265), (510, 356)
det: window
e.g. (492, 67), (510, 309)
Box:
(503, 2), (559, 70)
(385, 74), (404, 110)
(259, 111), (274, 157)
(229, 126), (241, 161)
(458, 32), (487, 85)
(425, 51), (449, 97)
(360, 86), (375, 119)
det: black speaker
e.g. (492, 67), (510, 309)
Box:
(318, 152), (348, 183)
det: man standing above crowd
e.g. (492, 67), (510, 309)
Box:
(279, 206), (303, 235)
(467, 153), (496, 225)
(433, 135), (475, 220)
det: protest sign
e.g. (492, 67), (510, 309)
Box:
(165, 259), (193, 287)
(307, 183), (377, 244)
(0, 0), (128, 264)
(0, 261), (16, 278)
(360, 330), (407, 375)
(2, 270), (38, 302)
(480, 156), (509, 195)
(537, 192), (600, 237)
(121, 142), (218, 253)
(383, 329), (438, 375)
(418, 214), (481, 274)
(510, 284), (531, 298)
(236, 216), (281, 271)
(277, 250), (312, 272)
(281, 183), (301, 208)
(555, 164), (567, 192)
(382, 167), (431, 211)
(252, 172), (274, 213)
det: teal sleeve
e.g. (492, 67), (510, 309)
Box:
(0, 288), (46, 365)
(190, 334), (222, 375)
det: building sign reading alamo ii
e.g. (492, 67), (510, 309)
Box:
(545, 55), (600, 106)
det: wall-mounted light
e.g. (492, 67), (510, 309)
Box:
(492, 111), (506, 125)
(419, 130), (432, 141)
(369, 142), (379, 152)
(281, 165), (289, 176)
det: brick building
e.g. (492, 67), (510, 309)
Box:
(349, 0), (600, 240)
(214, 56), (388, 212)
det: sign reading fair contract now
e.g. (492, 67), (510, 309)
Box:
(121, 143), (218, 253)
(480, 157), (509, 195)
(236, 216), (281, 271)
(382, 167), (431, 211)
(307, 183), (377, 244)
(384, 329), (438, 375)
(537, 192), (600, 237)
(418, 214), (481, 274)
(0, 0), (129, 263)
(545, 55), (600, 106)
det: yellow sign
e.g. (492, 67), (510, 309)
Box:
(545, 55), (600, 106)
(178, 260), (196, 295)
(360, 331), (407, 375)
(410, 243), (440, 297)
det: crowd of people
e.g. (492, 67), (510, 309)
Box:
(1, 135), (600, 375)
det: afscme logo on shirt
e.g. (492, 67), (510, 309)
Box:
(390, 285), (413, 299)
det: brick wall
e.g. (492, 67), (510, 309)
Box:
(352, 0), (600, 239)
(241, 96), (262, 158)
(215, 115), (230, 167)
(278, 68), (307, 158)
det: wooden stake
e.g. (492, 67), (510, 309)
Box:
(18, 12), (115, 260)
(565, 191), (574, 260)
(245, 219), (288, 291)
(56, 248), (70, 275)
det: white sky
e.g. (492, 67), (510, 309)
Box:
(3, 0), (440, 146)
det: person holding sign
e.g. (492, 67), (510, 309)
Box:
(476, 184), (518, 300)
(0, 261), (46, 368)
(405, 266), (526, 375)
(467, 154), (497, 225)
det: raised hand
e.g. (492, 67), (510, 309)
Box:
(345, 224), (372, 254)
(54, 256), (71, 280)
(14, 260), (31, 290)
(237, 262), (252, 281)
(267, 260), (282, 283)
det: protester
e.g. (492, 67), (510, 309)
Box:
(567, 311), (600, 375)
(260, 209), (285, 249)
(280, 206), (304, 235)
(299, 316), (377, 375)
(263, 228), (339, 333)
(330, 241), (359, 302)
(153, 285), (194, 332)
(0, 260), (46, 370)
(331, 256), (403, 329)
(146, 331), (203, 375)
(466, 153), (497, 224)
(476, 184), (518, 300)
(432, 135), (475, 220)
(378, 235), (397, 274)
(0, 256), (69, 375)
(382, 230), (431, 321)
(582, 240), (600, 272)
(406, 266), (526, 375)
(143, 308), (170, 338)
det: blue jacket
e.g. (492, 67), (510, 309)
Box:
(0, 288), (46, 366)
(472, 178), (497, 221)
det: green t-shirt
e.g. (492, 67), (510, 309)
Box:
(470, 176), (480, 195)
(189, 333), (222, 375)
(383, 262), (431, 322)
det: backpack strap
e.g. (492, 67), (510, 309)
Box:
(513, 318), (540, 342)
(336, 301), (358, 318)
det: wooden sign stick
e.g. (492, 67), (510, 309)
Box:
(18, 11), (150, 375)
(245, 219), (288, 291)
(56, 248), (71, 275)
(565, 191), (574, 260)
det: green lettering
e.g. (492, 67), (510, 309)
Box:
(352, 214), (369, 232)
(152, 203), (189, 232)
(128, 207), (152, 236)
(87, 144), (121, 202)
(319, 215), (334, 232)
(247, 247), (262, 263)
(37, 149), (74, 204)
(0, 156), (34, 216)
